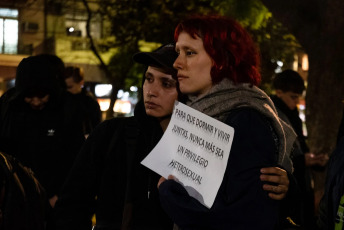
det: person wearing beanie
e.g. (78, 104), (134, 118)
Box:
(0, 55), (85, 228)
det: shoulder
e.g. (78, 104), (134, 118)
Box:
(275, 107), (291, 125)
(92, 117), (138, 137)
(225, 107), (270, 128)
(0, 88), (19, 104)
(225, 107), (276, 145)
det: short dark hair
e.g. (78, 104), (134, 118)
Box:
(273, 69), (305, 94)
(64, 66), (84, 83)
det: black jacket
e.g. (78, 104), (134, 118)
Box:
(271, 95), (315, 229)
(0, 56), (85, 198)
(66, 89), (101, 135)
(159, 108), (280, 230)
(53, 101), (173, 230)
(317, 137), (344, 230)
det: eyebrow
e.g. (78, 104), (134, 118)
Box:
(145, 72), (153, 77)
(161, 77), (176, 83)
(176, 44), (193, 51)
(145, 70), (174, 79)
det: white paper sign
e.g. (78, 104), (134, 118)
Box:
(141, 101), (234, 208)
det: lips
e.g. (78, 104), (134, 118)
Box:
(177, 74), (188, 81)
(145, 101), (159, 109)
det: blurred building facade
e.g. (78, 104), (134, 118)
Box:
(0, 0), (115, 95)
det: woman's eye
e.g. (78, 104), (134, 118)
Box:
(186, 50), (196, 56)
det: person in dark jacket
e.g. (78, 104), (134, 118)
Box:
(53, 43), (180, 230)
(64, 66), (101, 137)
(0, 55), (85, 225)
(157, 15), (297, 229)
(317, 136), (344, 230)
(271, 69), (328, 229)
(319, 99), (344, 230)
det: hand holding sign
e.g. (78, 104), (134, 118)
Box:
(141, 101), (234, 208)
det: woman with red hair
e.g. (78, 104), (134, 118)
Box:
(158, 15), (296, 229)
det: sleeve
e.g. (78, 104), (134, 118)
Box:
(53, 121), (111, 230)
(159, 109), (280, 230)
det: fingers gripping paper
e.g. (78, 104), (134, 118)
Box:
(141, 101), (234, 208)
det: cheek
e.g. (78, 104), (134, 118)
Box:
(142, 84), (149, 100)
(286, 99), (296, 109)
(164, 92), (178, 112)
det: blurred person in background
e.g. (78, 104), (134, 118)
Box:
(0, 55), (85, 228)
(64, 66), (101, 137)
(271, 69), (328, 229)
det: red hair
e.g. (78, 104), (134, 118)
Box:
(174, 15), (261, 86)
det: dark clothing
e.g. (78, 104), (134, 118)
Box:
(0, 152), (46, 230)
(271, 95), (315, 229)
(0, 56), (85, 199)
(0, 88), (85, 199)
(53, 101), (173, 230)
(317, 137), (344, 230)
(67, 89), (101, 135)
(159, 108), (280, 230)
(337, 108), (344, 144)
(271, 96), (309, 153)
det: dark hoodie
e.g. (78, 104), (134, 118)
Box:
(15, 55), (61, 98)
(0, 55), (85, 199)
(53, 100), (174, 230)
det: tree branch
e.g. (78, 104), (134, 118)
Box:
(82, 0), (113, 80)
(260, 0), (322, 51)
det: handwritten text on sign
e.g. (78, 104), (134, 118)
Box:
(141, 101), (234, 208)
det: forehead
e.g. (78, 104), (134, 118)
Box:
(282, 91), (301, 96)
(146, 66), (174, 79)
(175, 32), (203, 49)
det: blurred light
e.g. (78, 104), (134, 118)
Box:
(95, 84), (112, 97)
(97, 98), (110, 111)
(0, 8), (18, 17)
(130, 86), (138, 92)
(299, 113), (306, 122)
(277, 61), (283, 67)
(122, 91), (129, 100)
(113, 99), (131, 114)
(293, 54), (298, 71)
(274, 67), (282, 73)
(302, 54), (309, 71)
(117, 89), (124, 98)
(68, 27), (75, 33)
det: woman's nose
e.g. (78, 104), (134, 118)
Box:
(173, 55), (183, 70)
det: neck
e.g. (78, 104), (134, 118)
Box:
(159, 116), (171, 132)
